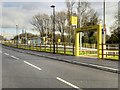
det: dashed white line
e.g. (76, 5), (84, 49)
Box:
(11, 55), (19, 60)
(4, 53), (9, 56)
(24, 61), (42, 70)
(56, 77), (79, 89)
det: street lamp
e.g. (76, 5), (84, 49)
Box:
(51, 5), (55, 54)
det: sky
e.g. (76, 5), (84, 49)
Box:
(0, 0), (119, 39)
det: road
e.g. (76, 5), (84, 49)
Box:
(1, 46), (118, 89)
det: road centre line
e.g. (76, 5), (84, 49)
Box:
(4, 53), (9, 56)
(11, 55), (19, 60)
(24, 61), (42, 70)
(56, 77), (79, 89)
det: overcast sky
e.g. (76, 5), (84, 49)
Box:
(0, 0), (119, 39)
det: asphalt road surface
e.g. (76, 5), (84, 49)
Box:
(1, 46), (118, 89)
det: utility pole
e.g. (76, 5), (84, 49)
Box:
(102, 0), (106, 59)
(25, 29), (28, 45)
(18, 26), (20, 47)
(77, 0), (82, 50)
(118, 1), (120, 60)
(103, 0), (106, 44)
(16, 24), (18, 47)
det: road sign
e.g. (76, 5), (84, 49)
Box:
(70, 16), (78, 26)
(76, 25), (99, 32)
(58, 39), (61, 43)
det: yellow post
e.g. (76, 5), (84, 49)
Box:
(75, 31), (79, 56)
(97, 24), (102, 59)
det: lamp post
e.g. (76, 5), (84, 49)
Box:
(16, 24), (18, 47)
(51, 5), (55, 54)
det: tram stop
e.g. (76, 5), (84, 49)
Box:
(74, 24), (103, 59)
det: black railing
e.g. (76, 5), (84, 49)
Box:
(100, 44), (120, 60)
(3, 41), (120, 60)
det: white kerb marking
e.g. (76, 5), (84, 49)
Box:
(56, 77), (79, 89)
(89, 64), (118, 71)
(4, 53), (9, 56)
(24, 61), (42, 70)
(11, 55), (19, 60)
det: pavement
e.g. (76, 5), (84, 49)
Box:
(2, 45), (119, 73)
(1, 45), (118, 89)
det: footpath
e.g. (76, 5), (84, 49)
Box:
(3, 45), (119, 73)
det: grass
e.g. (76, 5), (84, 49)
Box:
(105, 56), (119, 60)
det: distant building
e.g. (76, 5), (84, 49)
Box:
(28, 37), (41, 46)
(0, 35), (4, 43)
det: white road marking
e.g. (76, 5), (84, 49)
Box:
(56, 77), (79, 89)
(73, 61), (118, 72)
(0, 51), (2, 53)
(4, 53), (9, 56)
(24, 61), (42, 70)
(11, 55), (19, 60)
(89, 64), (118, 71)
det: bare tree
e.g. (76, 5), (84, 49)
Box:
(55, 11), (67, 33)
(65, 0), (75, 44)
(77, 1), (99, 27)
(31, 13), (50, 38)
(110, 14), (118, 33)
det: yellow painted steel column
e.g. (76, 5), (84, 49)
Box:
(75, 31), (80, 56)
(97, 24), (102, 59)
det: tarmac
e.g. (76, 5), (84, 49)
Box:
(2, 45), (119, 73)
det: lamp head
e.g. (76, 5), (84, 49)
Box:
(51, 5), (55, 8)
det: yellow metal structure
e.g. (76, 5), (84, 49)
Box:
(75, 24), (102, 59)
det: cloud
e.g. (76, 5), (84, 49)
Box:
(3, 2), (47, 10)
(0, 3), (2, 28)
(2, 0), (65, 2)
(2, 2), (66, 29)
(2, 6), (30, 28)
(2, 0), (120, 2)
(1, 2), (66, 39)
(2, 2), (44, 29)
(1, 1), (119, 37)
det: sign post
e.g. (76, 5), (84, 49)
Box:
(71, 16), (78, 55)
